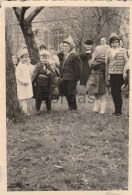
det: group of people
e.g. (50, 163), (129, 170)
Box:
(13, 32), (129, 116)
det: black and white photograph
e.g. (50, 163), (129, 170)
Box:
(1, 0), (130, 192)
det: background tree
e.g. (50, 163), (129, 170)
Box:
(35, 7), (129, 52)
(13, 7), (44, 64)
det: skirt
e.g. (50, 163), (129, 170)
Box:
(86, 72), (106, 95)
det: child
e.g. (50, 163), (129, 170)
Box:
(32, 50), (57, 115)
(105, 33), (128, 116)
(16, 47), (34, 115)
(59, 36), (81, 111)
(86, 37), (110, 115)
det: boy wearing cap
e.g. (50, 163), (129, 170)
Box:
(16, 47), (34, 115)
(80, 40), (93, 87)
(60, 36), (81, 111)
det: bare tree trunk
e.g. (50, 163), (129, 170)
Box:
(21, 23), (39, 64)
(6, 29), (21, 120)
(13, 7), (44, 64)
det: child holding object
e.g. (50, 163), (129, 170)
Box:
(16, 47), (34, 115)
(32, 50), (59, 115)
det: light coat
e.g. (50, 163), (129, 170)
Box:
(16, 62), (34, 100)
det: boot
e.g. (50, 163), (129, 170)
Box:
(99, 102), (106, 114)
(93, 99), (100, 113)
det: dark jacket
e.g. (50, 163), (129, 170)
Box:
(57, 51), (64, 76)
(57, 52), (64, 67)
(80, 52), (92, 86)
(61, 52), (81, 82)
(32, 63), (58, 99)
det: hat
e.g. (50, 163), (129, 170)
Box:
(109, 33), (120, 46)
(63, 35), (75, 49)
(59, 43), (64, 49)
(17, 47), (29, 58)
(39, 49), (50, 56)
(84, 39), (93, 45)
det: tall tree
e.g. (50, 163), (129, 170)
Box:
(13, 7), (44, 64)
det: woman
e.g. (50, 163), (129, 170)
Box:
(57, 43), (65, 76)
(59, 36), (81, 111)
(80, 39), (93, 87)
(105, 33), (128, 116)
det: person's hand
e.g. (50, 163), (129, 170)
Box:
(47, 69), (51, 75)
(123, 72), (127, 80)
(86, 50), (91, 54)
(105, 78), (110, 86)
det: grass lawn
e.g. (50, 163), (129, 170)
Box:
(7, 94), (129, 191)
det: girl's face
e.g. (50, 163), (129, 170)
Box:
(100, 37), (107, 45)
(63, 43), (71, 54)
(111, 40), (119, 48)
(40, 55), (49, 64)
(85, 44), (92, 51)
(20, 54), (30, 64)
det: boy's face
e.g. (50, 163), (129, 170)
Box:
(60, 45), (65, 52)
(20, 54), (30, 64)
(100, 37), (107, 45)
(40, 55), (49, 64)
(85, 44), (92, 51)
(63, 43), (71, 54)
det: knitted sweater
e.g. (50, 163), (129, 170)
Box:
(105, 48), (128, 77)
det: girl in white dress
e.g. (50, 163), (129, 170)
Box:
(16, 47), (34, 115)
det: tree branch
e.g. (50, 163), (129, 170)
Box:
(13, 7), (23, 23)
(21, 7), (30, 23)
(25, 7), (44, 23)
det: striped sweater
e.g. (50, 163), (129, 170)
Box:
(105, 48), (128, 76)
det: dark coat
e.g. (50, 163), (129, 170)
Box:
(80, 52), (92, 86)
(57, 51), (65, 76)
(32, 63), (59, 100)
(60, 52), (81, 82)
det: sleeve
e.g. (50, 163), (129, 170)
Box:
(54, 55), (60, 67)
(15, 66), (25, 84)
(74, 55), (81, 82)
(29, 64), (35, 76)
(88, 51), (96, 67)
(123, 52), (129, 73)
(31, 63), (42, 82)
(105, 52), (109, 79)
